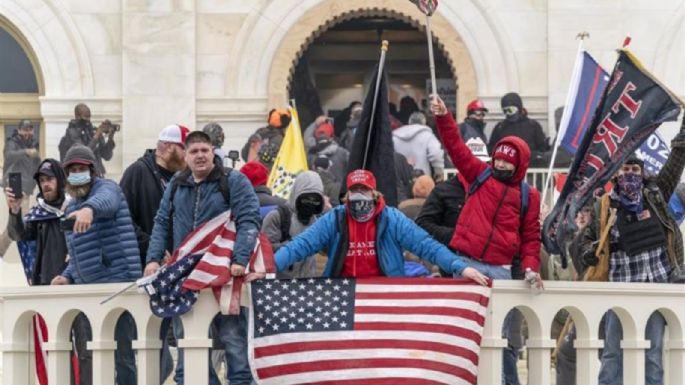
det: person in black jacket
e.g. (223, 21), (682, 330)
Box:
(6, 159), (68, 285)
(415, 175), (467, 246)
(119, 124), (189, 265)
(489, 92), (548, 159)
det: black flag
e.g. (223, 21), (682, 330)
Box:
(346, 66), (398, 206)
(543, 50), (682, 264)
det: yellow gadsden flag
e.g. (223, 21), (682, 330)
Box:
(267, 107), (308, 199)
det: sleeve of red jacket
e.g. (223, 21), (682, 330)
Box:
(520, 188), (542, 273)
(435, 114), (487, 183)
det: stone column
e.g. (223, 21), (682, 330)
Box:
(477, 337), (506, 384)
(87, 340), (117, 385)
(1, 341), (30, 384)
(121, 0), (196, 167)
(44, 341), (72, 385)
(526, 338), (556, 384)
(574, 339), (603, 384)
(621, 339), (650, 385)
(666, 339), (685, 385)
(132, 339), (161, 385)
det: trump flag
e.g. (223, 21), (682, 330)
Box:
(248, 277), (491, 385)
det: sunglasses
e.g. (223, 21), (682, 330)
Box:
(620, 165), (641, 174)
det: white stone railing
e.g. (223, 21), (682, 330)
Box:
(2, 280), (685, 385)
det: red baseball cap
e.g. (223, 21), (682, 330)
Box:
(346, 169), (376, 190)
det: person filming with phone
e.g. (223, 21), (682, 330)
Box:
(0, 119), (41, 258)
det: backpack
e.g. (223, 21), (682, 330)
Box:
(276, 204), (292, 243)
(467, 167), (529, 222)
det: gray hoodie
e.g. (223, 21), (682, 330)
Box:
(392, 124), (444, 177)
(263, 171), (325, 278)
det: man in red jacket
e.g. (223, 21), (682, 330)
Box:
(432, 95), (543, 385)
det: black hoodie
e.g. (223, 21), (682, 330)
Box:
(8, 159), (68, 285)
(120, 149), (176, 266)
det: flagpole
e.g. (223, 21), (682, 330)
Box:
(541, 32), (589, 207)
(362, 40), (389, 169)
(425, 15), (438, 99)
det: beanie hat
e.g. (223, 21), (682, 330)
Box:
(500, 92), (523, 110)
(412, 175), (435, 199)
(63, 144), (96, 169)
(240, 161), (269, 187)
(493, 143), (519, 166)
(202, 122), (224, 146)
(268, 108), (292, 129)
(314, 123), (334, 140)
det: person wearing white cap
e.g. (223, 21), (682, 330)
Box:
(119, 123), (189, 382)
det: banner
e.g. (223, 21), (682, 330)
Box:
(543, 50), (682, 261)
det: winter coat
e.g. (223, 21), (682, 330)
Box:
(61, 178), (142, 284)
(394, 152), (414, 203)
(8, 159), (68, 285)
(416, 175), (467, 246)
(3, 132), (41, 194)
(147, 164), (261, 266)
(488, 115), (548, 159)
(64, 120), (115, 177)
(459, 118), (488, 144)
(580, 134), (685, 280)
(436, 113), (541, 272)
(119, 149), (170, 265)
(307, 140), (349, 184)
(392, 124), (445, 177)
(398, 198), (426, 221)
(274, 205), (468, 277)
(255, 185), (287, 218)
(240, 126), (285, 169)
(263, 171), (325, 278)
(316, 169), (341, 205)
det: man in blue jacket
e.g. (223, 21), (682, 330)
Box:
(51, 144), (141, 385)
(275, 169), (488, 284)
(145, 131), (261, 385)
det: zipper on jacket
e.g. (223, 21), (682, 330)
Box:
(192, 184), (201, 229)
(479, 185), (509, 260)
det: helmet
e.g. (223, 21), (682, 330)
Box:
(466, 99), (489, 114)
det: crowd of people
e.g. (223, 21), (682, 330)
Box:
(3, 89), (684, 385)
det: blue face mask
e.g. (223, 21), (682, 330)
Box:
(67, 171), (91, 186)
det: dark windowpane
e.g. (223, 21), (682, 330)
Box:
(0, 28), (38, 93)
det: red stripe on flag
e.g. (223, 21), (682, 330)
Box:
(254, 339), (479, 364)
(571, 65), (604, 148)
(356, 291), (488, 302)
(256, 358), (476, 383)
(355, 305), (485, 324)
(358, 277), (482, 286)
(354, 322), (482, 345)
(298, 378), (451, 385)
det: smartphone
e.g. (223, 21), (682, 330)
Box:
(60, 217), (76, 232)
(8, 172), (22, 199)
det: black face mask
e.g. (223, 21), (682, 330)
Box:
(505, 112), (521, 122)
(492, 168), (515, 182)
(295, 193), (323, 224)
(471, 119), (486, 131)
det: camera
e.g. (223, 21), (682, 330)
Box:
(101, 120), (120, 133)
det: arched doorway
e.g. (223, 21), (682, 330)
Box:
(289, 15), (457, 128)
(0, 16), (44, 163)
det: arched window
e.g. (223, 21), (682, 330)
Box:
(0, 17), (44, 166)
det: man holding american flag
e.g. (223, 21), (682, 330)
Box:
(145, 130), (261, 385)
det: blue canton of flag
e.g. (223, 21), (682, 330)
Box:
(145, 254), (202, 317)
(17, 198), (64, 283)
(252, 278), (355, 337)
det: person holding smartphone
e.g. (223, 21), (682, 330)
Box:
(0, 119), (41, 257)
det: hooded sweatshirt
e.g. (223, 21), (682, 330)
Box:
(436, 113), (541, 273)
(262, 171), (325, 278)
(488, 93), (548, 157)
(8, 159), (69, 285)
(392, 123), (445, 177)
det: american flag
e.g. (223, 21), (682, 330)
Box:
(410, 0), (439, 16)
(140, 210), (275, 317)
(248, 277), (491, 384)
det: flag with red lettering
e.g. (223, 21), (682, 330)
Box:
(543, 49), (682, 262)
(248, 277), (491, 384)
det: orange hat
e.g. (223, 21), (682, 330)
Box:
(268, 108), (292, 129)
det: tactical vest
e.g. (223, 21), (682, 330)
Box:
(615, 204), (667, 256)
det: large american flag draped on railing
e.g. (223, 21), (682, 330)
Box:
(139, 210), (275, 316)
(248, 277), (491, 385)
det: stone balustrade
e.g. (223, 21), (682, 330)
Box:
(1, 280), (684, 384)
